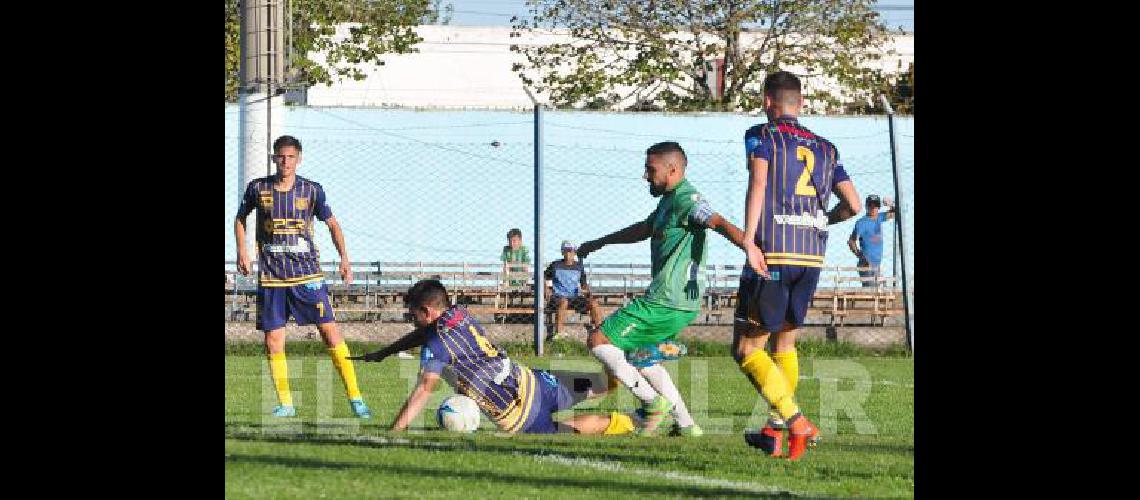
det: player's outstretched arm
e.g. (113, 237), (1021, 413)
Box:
(391, 370), (441, 431)
(705, 213), (748, 251)
(828, 180), (862, 225)
(577, 221), (652, 259)
(349, 327), (429, 362)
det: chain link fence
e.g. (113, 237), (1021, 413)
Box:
(225, 106), (913, 348)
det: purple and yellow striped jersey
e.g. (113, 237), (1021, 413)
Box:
(419, 306), (537, 433)
(744, 116), (850, 267)
(236, 176), (332, 287)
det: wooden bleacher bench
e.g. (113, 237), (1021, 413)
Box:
(224, 261), (907, 326)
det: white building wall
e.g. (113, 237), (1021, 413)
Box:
(306, 25), (913, 110)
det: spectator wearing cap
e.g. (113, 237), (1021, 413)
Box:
(848, 194), (896, 287)
(500, 228), (531, 287)
(543, 240), (602, 341)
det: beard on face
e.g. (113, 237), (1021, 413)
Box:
(649, 182), (664, 197)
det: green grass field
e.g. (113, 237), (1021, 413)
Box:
(225, 344), (913, 498)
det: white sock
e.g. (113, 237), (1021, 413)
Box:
(590, 344), (658, 404)
(640, 364), (695, 428)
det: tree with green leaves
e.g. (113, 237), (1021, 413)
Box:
(225, 0), (450, 103)
(510, 0), (903, 113)
(846, 61), (912, 114)
(422, 0), (454, 25)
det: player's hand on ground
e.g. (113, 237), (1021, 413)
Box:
(339, 260), (353, 285)
(745, 243), (771, 279)
(237, 252), (251, 276)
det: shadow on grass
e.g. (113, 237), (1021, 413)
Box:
(225, 453), (812, 498)
(824, 441), (914, 455)
(224, 421), (697, 469)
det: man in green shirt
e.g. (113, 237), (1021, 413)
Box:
(577, 141), (748, 437)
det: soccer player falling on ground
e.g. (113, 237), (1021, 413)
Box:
(352, 280), (640, 436)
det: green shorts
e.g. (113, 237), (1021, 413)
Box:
(599, 297), (699, 351)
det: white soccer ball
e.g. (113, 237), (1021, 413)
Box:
(436, 394), (481, 433)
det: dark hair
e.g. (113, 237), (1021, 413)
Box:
(405, 279), (450, 309)
(763, 71), (802, 105)
(273, 135), (302, 153)
(507, 228), (522, 239)
(645, 141), (687, 167)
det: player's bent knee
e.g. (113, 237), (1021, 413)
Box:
(602, 412), (635, 435)
(773, 328), (797, 352)
(560, 413), (620, 435)
(732, 327), (769, 363)
(264, 329), (288, 352)
(733, 345), (751, 364)
(587, 329), (609, 349)
(317, 321), (341, 334)
(731, 338), (750, 363)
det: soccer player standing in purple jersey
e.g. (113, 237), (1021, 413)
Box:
(735, 72), (863, 460)
(234, 135), (371, 419)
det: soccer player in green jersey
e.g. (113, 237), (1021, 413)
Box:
(576, 141), (749, 437)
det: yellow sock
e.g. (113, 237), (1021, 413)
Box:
(740, 350), (799, 420)
(268, 352), (293, 407)
(772, 349), (799, 395)
(769, 350), (799, 422)
(328, 342), (363, 400)
(603, 412), (635, 435)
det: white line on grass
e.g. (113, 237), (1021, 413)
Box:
(805, 375), (914, 389)
(226, 430), (808, 496)
(350, 435), (452, 449)
(525, 452), (806, 497)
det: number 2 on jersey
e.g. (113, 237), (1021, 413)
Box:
(795, 146), (817, 196)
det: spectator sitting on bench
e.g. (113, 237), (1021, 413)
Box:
(501, 228), (531, 287)
(544, 240), (602, 341)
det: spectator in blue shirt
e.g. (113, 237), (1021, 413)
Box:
(544, 240), (602, 341)
(848, 195), (895, 287)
